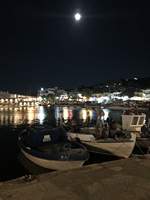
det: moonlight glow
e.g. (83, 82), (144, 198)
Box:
(74, 12), (82, 21)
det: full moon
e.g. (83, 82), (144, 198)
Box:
(74, 12), (82, 22)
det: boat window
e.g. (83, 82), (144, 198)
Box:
(131, 117), (139, 126)
(138, 117), (145, 125)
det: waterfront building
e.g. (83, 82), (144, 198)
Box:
(0, 91), (38, 107)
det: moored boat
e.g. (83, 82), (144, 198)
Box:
(69, 131), (136, 158)
(18, 127), (89, 171)
(69, 113), (146, 158)
(122, 113), (150, 150)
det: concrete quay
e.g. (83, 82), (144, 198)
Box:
(1, 158), (150, 200)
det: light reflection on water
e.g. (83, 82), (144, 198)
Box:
(0, 106), (122, 126)
(37, 106), (45, 124)
(0, 106), (44, 125)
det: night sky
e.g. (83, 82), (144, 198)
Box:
(1, 0), (150, 93)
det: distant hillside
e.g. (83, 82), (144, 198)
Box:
(77, 77), (150, 93)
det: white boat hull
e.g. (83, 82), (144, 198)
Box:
(69, 133), (136, 158)
(21, 149), (85, 171)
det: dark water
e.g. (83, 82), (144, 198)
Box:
(0, 106), (123, 126)
(0, 106), (123, 181)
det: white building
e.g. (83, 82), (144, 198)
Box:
(38, 87), (68, 100)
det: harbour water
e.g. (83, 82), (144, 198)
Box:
(0, 106), (123, 181)
(0, 106), (123, 126)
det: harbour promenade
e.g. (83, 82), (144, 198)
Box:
(0, 91), (39, 107)
(1, 157), (150, 200)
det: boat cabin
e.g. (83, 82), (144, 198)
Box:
(122, 114), (146, 132)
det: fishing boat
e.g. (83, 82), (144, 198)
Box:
(122, 113), (150, 150)
(69, 131), (136, 158)
(69, 113), (146, 158)
(18, 127), (89, 171)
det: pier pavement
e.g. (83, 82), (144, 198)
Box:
(1, 158), (150, 200)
